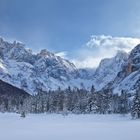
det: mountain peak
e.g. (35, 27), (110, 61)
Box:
(116, 50), (128, 56)
(115, 50), (128, 60)
(128, 43), (140, 72)
(0, 37), (4, 44)
(39, 49), (54, 58)
(130, 43), (140, 56)
(13, 40), (25, 48)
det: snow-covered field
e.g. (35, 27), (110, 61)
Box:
(0, 113), (140, 140)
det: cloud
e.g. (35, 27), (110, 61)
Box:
(72, 57), (101, 68)
(55, 51), (68, 59)
(71, 35), (140, 68)
(86, 35), (140, 52)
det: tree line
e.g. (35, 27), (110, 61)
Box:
(0, 85), (140, 119)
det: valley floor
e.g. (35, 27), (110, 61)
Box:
(0, 113), (140, 140)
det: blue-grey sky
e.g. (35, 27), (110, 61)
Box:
(0, 0), (140, 67)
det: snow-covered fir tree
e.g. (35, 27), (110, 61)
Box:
(131, 87), (140, 119)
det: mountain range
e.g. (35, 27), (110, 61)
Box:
(0, 37), (139, 95)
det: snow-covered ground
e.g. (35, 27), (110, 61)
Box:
(0, 113), (140, 140)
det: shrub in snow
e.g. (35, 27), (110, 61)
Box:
(20, 111), (26, 118)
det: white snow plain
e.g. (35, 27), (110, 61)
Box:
(0, 113), (140, 140)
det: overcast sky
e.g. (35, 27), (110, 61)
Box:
(0, 0), (140, 67)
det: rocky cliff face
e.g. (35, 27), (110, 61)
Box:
(92, 51), (128, 90)
(106, 44), (140, 94)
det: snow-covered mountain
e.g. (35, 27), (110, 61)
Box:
(92, 51), (128, 90)
(90, 43), (140, 95)
(0, 37), (93, 94)
(0, 37), (140, 95)
(110, 44), (140, 94)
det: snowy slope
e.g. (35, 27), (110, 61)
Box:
(113, 71), (140, 94)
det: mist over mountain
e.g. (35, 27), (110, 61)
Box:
(71, 35), (140, 68)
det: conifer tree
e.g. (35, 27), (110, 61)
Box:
(131, 87), (140, 119)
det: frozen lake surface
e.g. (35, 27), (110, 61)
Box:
(0, 113), (140, 140)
